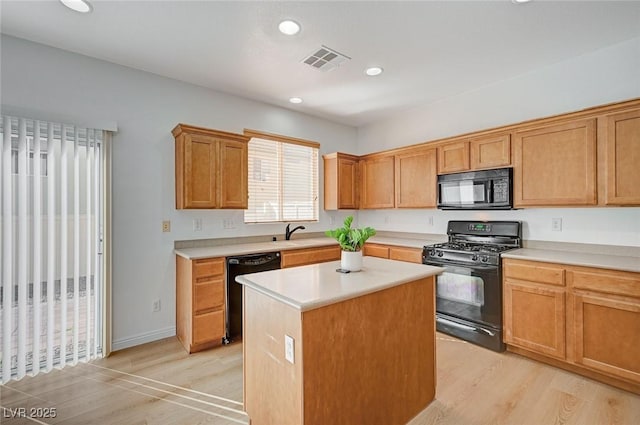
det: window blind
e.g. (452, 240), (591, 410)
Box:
(0, 116), (104, 383)
(244, 137), (319, 223)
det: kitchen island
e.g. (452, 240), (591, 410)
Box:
(237, 256), (444, 425)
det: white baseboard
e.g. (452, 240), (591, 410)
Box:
(112, 326), (176, 351)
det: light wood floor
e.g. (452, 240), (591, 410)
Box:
(1, 334), (639, 424)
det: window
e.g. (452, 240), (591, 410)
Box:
(244, 131), (319, 223)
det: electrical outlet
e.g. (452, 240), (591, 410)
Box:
(384, 215), (390, 224)
(428, 216), (434, 226)
(152, 299), (161, 312)
(329, 215), (335, 225)
(162, 220), (171, 232)
(284, 335), (295, 364)
(552, 218), (562, 232)
(193, 218), (202, 232)
(223, 218), (236, 229)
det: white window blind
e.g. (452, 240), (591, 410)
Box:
(244, 136), (319, 223)
(0, 116), (104, 383)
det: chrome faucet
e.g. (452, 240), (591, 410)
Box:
(285, 223), (306, 240)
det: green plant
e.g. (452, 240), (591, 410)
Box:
(325, 216), (376, 252)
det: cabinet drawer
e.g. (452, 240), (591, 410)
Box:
(568, 268), (640, 298)
(281, 246), (341, 268)
(364, 244), (390, 259)
(503, 260), (565, 286)
(194, 257), (224, 279)
(389, 246), (422, 264)
(193, 310), (225, 346)
(194, 278), (224, 313)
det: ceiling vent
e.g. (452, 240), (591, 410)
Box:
(301, 45), (351, 72)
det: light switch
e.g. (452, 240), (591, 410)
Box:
(285, 334), (295, 364)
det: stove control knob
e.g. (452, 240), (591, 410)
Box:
(429, 249), (436, 256)
(471, 255), (478, 261)
(481, 256), (488, 263)
(437, 251), (444, 257)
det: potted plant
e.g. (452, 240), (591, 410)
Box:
(325, 216), (376, 272)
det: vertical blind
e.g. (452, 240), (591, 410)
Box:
(0, 116), (104, 383)
(244, 137), (319, 223)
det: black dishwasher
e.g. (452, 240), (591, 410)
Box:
(225, 252), (281, 343)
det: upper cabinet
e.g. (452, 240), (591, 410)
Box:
(437, 133), (511, 174)
(470, 133), (511, 170)
(323, 152), (359, 210)
(360, 154), (396, 209)
(173, 124), (249, 209)
(601, 108), (640, 205)
(437, 141), (469, 174)
(395, 147), (437, 208)
(513, 119), (597, 207)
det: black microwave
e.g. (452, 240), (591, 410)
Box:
(437, 168), (513, 210)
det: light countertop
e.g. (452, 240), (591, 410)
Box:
(173, 235), (440, 260)
(174, 237), (338, 259)
(236, 256), (444, 312)
(502, 248), (640, 273)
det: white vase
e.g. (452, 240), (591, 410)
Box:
(341, 250), (363, 272)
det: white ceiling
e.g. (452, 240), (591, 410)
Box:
(2, 0), (640, 127)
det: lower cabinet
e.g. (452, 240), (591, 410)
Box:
(503, 259), (640, 393)
(176, 256), (226, 353)
(363, 243), (423, 264)
(281, 245), (341, 268)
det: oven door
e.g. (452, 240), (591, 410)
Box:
(424, 260), (501, 328)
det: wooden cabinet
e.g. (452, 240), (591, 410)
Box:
(360, 155), (395, 209)
(437, 141), (469, 174)
(503, 260), (566, 360)
(364, 243), (423, 264)
(395, 148), (437, 208)
(513, 119), (597, 207)
(173, 123), (249, 209)
(281, 245), (341, 268)
(601, 108), (640, 205)
(503, 258), (640, 393)
(470, 133), (511, 170)
(176, 256), (226, 353)
(323, 152), (359, 210)
(568, 268), (640, 383)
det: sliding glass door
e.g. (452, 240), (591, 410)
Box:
(0, 116), (105, 383)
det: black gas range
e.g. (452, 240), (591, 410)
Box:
(423, 221), (521, 351)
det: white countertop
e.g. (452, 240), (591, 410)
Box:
(236, 256), (444, 312)
(174, 237), (338, 259)
(173, 235), (441, 260)
(502, 248), (640, 273)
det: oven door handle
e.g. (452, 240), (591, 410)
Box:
(436, 317), (496, 337)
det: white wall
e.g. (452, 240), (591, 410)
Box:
(1, 35), (358, 349)
(357, 36), (640, 247)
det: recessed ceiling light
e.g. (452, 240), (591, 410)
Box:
(60, 0), (92, 13)
(289, 97), (303, 104)
(512, 0), (532, 4)
(365, 67), (384, 77)
(279, 20), (301, 35)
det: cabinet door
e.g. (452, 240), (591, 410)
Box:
(395, 148), (437, 208)
(603, 108), (640, 205)
(219, 140), (248, 208)
(514, 119), (597, 206)
(470, 133), (511, 170)
(437, 141), (469, 174)
(504, 280), (566, 360)
(389, 246), (423, 264)
(193, 310), (225, 346)
(184, 134), (218, 208)
(360, 156), (395, 209)
(363, 244), (390, 259)
(338, 156), (359, 209)
(571, 292), (640, 382)
(281, 246), (341, 268)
